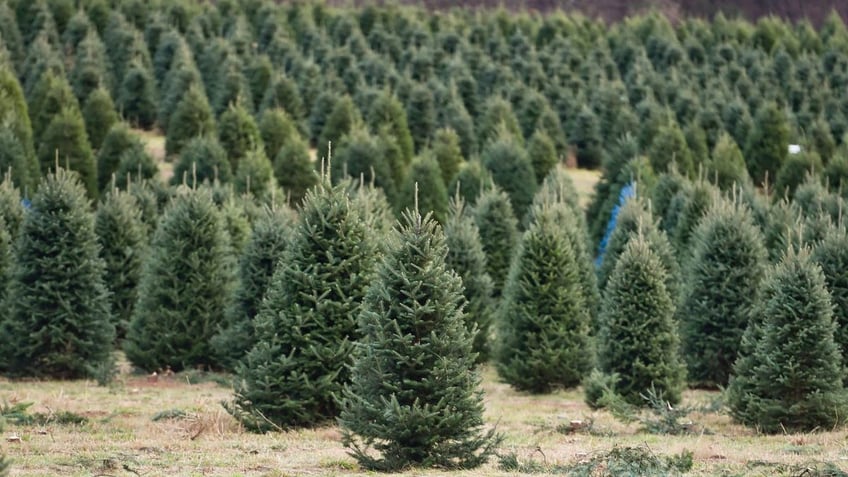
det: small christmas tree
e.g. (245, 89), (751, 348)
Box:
(444, 194), (495, 362)
(339, 207), (497, 471)
(37, 107), (98, 199)
(124, 186), (235, 371)
(813, 226), (848, 379)
(744, 101), (790, 187)
(171, 136), (232, 186)
(0, 168), (115, 378)
(527, 130), (558, 185)
(728, 247), (848, 433)
(398, 155), (449, 223)
(496, 201), (593, 392)
(451, 159), (492, 206)
(0, 128), (33, 192)
(273, 134), (316, 207)
(96, 122), (144, 191)
(95, 188), (147, 340)
(81, 86), (118, 150)
(117, 59), (157, 129)
(212, 205), (294, 371)
(679, 196), (767, 388)
(481, 131), (537, 219)
(165, 84), (216, 157)
(707, 133), (749, 190)
(234, 148), (276, 198)
(218, 101), (262, 170)
(598, 235), (685, 406)
(226, 176), (377, 430)
(473, 186), (519, 297)
(259, 108), (298, 159)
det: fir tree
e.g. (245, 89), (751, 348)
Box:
(648, 120), (694, 176)
(37, 107), (97, 199)
(235, 148), (276, 198)
(218, 101), (262, 171)
(679, 197), (767, 388)
(226, 178), (377, 430)
(95, 188), (146, 339)
(0, 177), (23, 240)
(339, 208), (497, 471)
(774, 151), (823, 201)
(124, 186), (235, 371)
(212, 205), (294, 371)
(96, 122), (143, 192)
(431, 128), (464, 187)
(68, 30), (113, 104)
(478, 96), (522, 148)
(259, 108), (298, 159)
(171, 136), (231, 186)
(0, 128), (33, 192)
(158, 45), (204, 131)
(165, 85), (215, 157)
(367, 90), (414, 180)
(406, 82), (436, 152)
(451, 159), (493, 206)
(707, 132), (749, 190)
(745, 101), (790, 186)
(274, 135), (317, 207)
(527, 130), (558, 185)
(496, 202), (594, 392)
(81, 86), (119, 150)
(812, 226), (848, 381)
(0, 168), (114, 378)
(259, 72), (304, 121)
(570, 105), (603, 169)
(727, 247), (847, 433)
(29, 70), (78, 144)
(481, 131), (538, 220)
(444, 195), (495, 362)
(117, 60), (157, 130)
(114, 146), (158, 187)
(474, 186), (519, 297)
(0, 69), (37, 182)
(598, 236), (686, 406)
(332, 127), (396, 205)
(398, 155), (449, 223)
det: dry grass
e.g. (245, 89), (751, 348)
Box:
(564, 167), (601, 208)
(2, 364), (847, 476)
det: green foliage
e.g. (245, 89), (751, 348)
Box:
(227, 179), (377, 430)
(332, 127), (396, 204)
(478, 96), (522, 148)
(0, 177), (24, 239)
(171, 136), (231, 186)
(570, 104), (603, 169)
(95, 189), (146, 339)
(212, 206), (294, 371)
(774, 151), (823, 201)
(259, 72), (304, 121)
(406, 82), (437, 153)
(37, 107), (97, 199)
(273, 135), (316, 207)
(81, 87), (118, 151)
(234, 148), (276, 198)
(96, 122), (143, 192)
(527, 130), (558, 185)
(124, 186), (235, 372)
(813, 226), (848, 382)
(670, 180), (718, 256)
(69, 30), (113, 103)
(496, 202), (593, 392)
(0, 69), (36, 180)
(648, 120), (694, 177)
(114, 146), (158, 187)
(451, 159), (492, 206)
(158, 45), (204, 131)
(398, 154), (449, 223)
(318, 94), (359, 163)
(339, 209), (497, 471)
(744, 101), (790, 186)
(474, 186), (519, 297)
(679, 198), (767, 388)
(706, 133), (749, 190)
(0, 128), (33, 192)
(367, 90), (414, 180)
(0, 168), (114, 378)
(259, 108), (298, 159)
(728, 247), (848, 433)
(431, 128), (463, 187)
(29, 70), (78, 144)
(481, 132), (537, 220)
(117, 60), (157, 129)
(598, 236), (686, 406)
(218, 101), (262, 170)
(165, 85), (215, 157)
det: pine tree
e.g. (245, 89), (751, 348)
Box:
(235, 148), (276, 198)
(158, 45), (204, 131)
(0, 128), (33, 192)
(318, 94), (359, 163)
(812, 226), (848, 381)
(226, 178), (377, 430)
(218, 101), (262, 171)
(212, 206), (294, 371)
(165, 85), (216, 157)
(451, 159), (493, 206)
(598, 236), (686, 406)
(259, 108), (298, 159)
(0, 168), (114, 378)
(679, 197), (767, 388)
(82, 87), (119, 151)
(398, 155), (449, 223)
(478, 96), (522, 148)
(570, 105), (603, 169)
(117, 60), (157, 130)
(774, 151), (823, 201)
(124, 186), (235, 371)
(332, 127), (396, 204)
(0, 69), (37, 183)
(648, 120), (694, 176)
(37, 107), (97, 199)
(367, 90), (414, 180)
(29, 70), (79, 144)
(259, 72), (304, 121)
(745, 101), (790, 186)
(96, 122), (143, 192)
(95, 188), (146, 339)
(527, 130), (558, 185)
(406, 82), (436, 153)
(171, 136), (231, 186)
(68, 30), (113, 104)
(727, 247), (847, 433)
(114, 146), (158, 187)
(474, 186), (519, 297)
(481, 131), (537, 220)
(274, 135), (316, 207)
(431, 128), (464, 187)
(0, 177), (23, 240)
(444, 195), (495, 362)
(339, 208), (497, 471)
(707, 132), (749, 190)
(496, 202), (593, 392)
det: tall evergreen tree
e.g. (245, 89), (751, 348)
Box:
(234, 148), (276, 198)
(444, 195), (495, 362)
(95, 188), (146, 339)
(0, 69), (37, 182)
(37, 107), (97, 199)
(707, 132), (749, 190)
(570, 104), (604, 169)
(226, 178), (377, 430)
(81, 86), (119, 151)
(451, 159), (493, 206)
(527, 130), (558, 185)
(367, 90), (414, 179)
(0, 168), (114, 378)
(406, 82), (436, 152)
(124, 186), (235, 371)
(332, 127), (397, 204)
(496, 202), (593, 392)
(398, 154), (449, 223)
(117, 60), (157, 129)
(648, 119), (694, 176)
(318, 94), (359, 163)
(165, 85), (215, 157)
(727, 247), (847, 433)
(598, 236), (686, 406)
(745, 101), (790, 186)
(679, 197), (767, 388)
(812, 226), (848, 382)
(259, 108), (298, 159)
(339, 208), (497, 471)
(212, 205), (294, 370)
(171, 136), (231, 186)
(274, 134), (316, 207)
(218, 101), (262, 171)
(474, 186), (519, 297)
(96, 122), (143, 192)
(0, 128), (33, 192)
(481, 131), (537, 220)
(431, 127), (464, 187)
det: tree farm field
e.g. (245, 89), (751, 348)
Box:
(1, 363), (847, 477)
